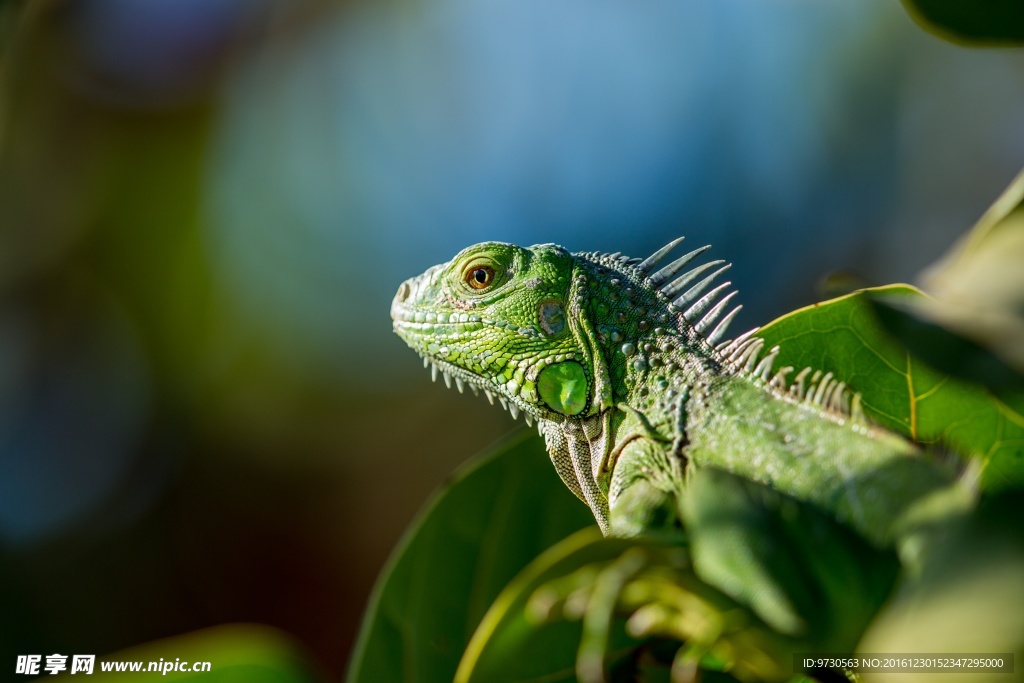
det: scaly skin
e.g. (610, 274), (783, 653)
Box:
(390, 240), (973, 553)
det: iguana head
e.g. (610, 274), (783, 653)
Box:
(392, 238), (751, 426)
(391, 241), (594, 424)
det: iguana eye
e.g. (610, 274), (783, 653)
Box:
(467, 266), (495, 289)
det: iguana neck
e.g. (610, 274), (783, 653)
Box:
(572, 251), (721, 426)
(545, 254), (732, 532)
(541, 254), (721, 531)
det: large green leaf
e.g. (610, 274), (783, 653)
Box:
(345, 431), (594, 683)
(756, 285), (1024, 492)
(56, 624), (320, 682)
(899, 0), (1024, 45)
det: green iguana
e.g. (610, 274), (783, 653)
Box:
(391, 239), (973, 550)
(387, 237), (987, 679)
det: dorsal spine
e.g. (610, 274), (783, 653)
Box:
(578, 238), (867, 428)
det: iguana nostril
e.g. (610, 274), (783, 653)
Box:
(396, 281), (412, 303)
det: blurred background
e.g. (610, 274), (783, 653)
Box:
(0, 0), (1022, 678)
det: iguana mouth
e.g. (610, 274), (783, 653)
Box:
(390, 307), (484, 327)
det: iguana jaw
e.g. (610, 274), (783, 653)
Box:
(391, 311), (538, 421)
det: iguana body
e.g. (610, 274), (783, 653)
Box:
(390, 240), (972, 558)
